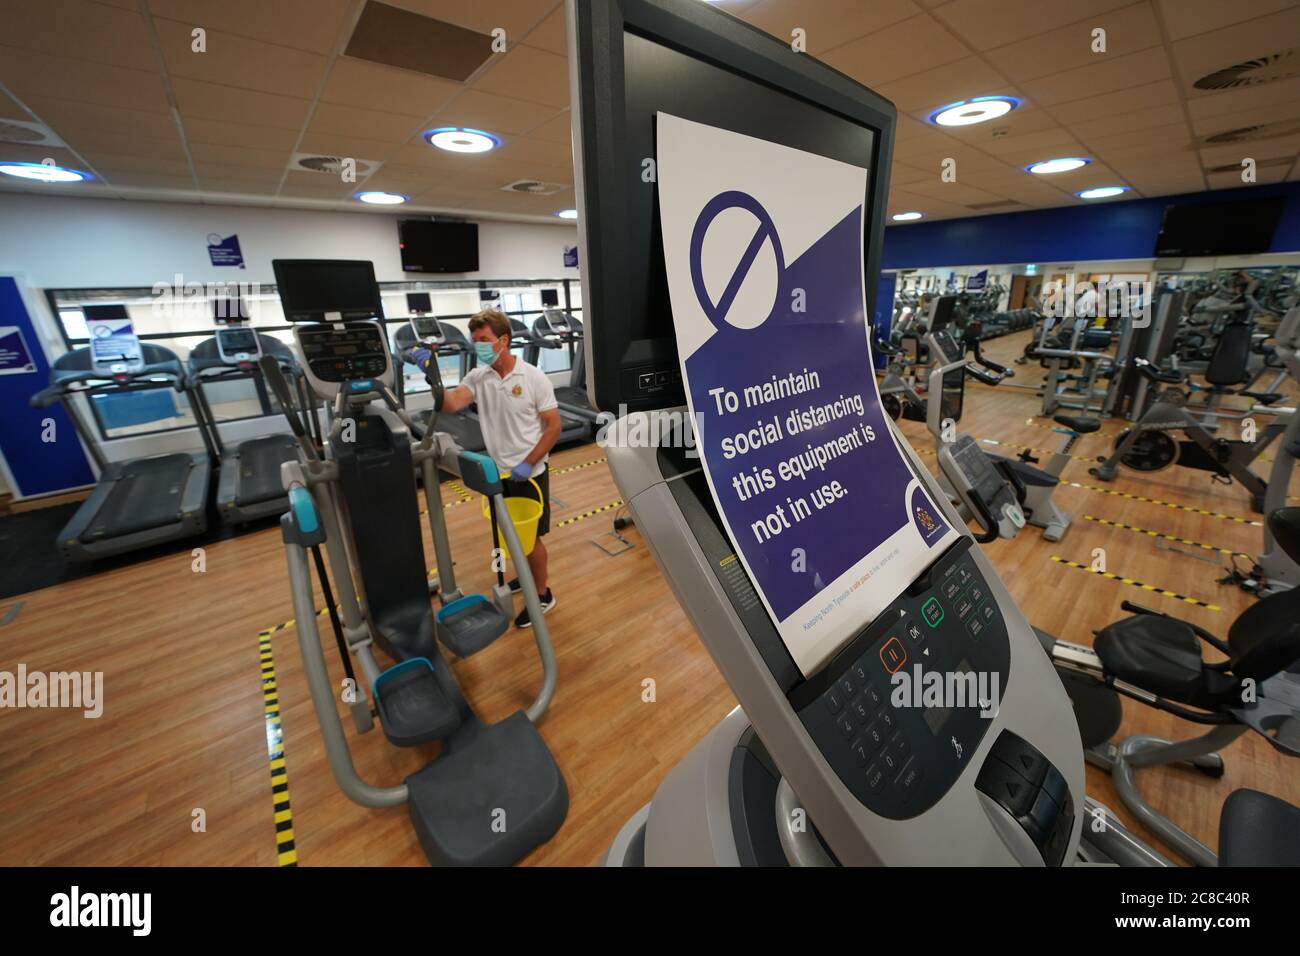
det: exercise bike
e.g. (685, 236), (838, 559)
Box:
(1090, 305), (1300, 511)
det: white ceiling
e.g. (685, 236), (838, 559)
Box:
(0, 0), (1297, 223)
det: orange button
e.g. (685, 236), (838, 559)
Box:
(879, 637), (907, 674)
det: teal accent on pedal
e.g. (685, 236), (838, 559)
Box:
(436, 593), (489, 621)
(349, 380), (374, 392)
(288, 487), (318, 534)
(373, 657), (435, 695)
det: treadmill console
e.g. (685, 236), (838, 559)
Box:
(408, 315), (446, 347)
(939, 435), (1025, 539)
(215, 326), (262, 365)
(792, 539), (1011, 820)
(930, 330), (961, 365)
(295, 321), (393, 399)
(90, 330), (144, 376)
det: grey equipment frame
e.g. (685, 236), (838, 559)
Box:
(571, 0), (1085, 865)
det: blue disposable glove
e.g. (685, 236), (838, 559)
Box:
(401, 346), (433, 370)
(510, 462), (533, 482)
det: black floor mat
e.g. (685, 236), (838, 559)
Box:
(0, 502), (277, 600)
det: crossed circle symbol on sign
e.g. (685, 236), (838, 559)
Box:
(689, 190), (785, 331)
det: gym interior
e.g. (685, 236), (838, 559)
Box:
(1, 0), (1299, 883)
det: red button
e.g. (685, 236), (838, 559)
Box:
(879, 637), (907, 674)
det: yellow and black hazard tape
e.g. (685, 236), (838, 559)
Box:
(258, 630), (298, 866)
(444, 479), (474, 502)
(1050, 555), (1222, 611)
(551, 456), (609, 476)
(1081, 515), (1251, 558)
(1064, 481), (1262, 526)
(555, 498), (624, 529)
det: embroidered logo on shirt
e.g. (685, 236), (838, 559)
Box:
(511, 384), (523, 397)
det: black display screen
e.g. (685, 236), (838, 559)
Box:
(399, 220), (479, 273)
(406, 292), (432, 313)
(1154, 197), (1283, 256)
(272, 259), (383, 322)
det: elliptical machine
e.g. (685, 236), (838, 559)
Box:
(266, 258), (567, 866)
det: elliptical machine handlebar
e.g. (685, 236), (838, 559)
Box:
(258, 354), (320, 463)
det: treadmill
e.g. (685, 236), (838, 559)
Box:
(508, 315), (593, 443)
(393, 316), (486, 452)
(531, 309), (602, 427)
(571, 0), (1084, 866)
(187, 298), (312, 523)
(29, 304), (209, 561)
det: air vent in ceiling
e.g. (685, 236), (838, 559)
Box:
(1194, 48), (1299, 90)
(1202, 120), (1300, 144)
(967, 199), (1023, 211)
(345, 1), (493, 82)
(501, 179), (567, 195)
(0, 118), (64, 147)
(290, 153), (381, 177)
(1203, 157), (1292, 174)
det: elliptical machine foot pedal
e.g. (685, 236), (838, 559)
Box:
(406, 711), (569, 866)
(372, 658), (461, 747)
(436, 593), (509, 657)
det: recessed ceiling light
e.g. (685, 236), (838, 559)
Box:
(892, 211), (923, 222)
(556, 208), (578, 220)
(929, 96), (1020, 127)
(1026, 157), (1090, 175)
(426, 127), (500, 154)
(0, 161), (90, 183)
(1076, 185), (1129, 200)
(356, 191), (408, 205)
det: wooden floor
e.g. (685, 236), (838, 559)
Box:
(1, 331), (1296, 866)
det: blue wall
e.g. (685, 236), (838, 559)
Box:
(881, 182), (1300, 270)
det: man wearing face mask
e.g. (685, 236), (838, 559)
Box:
(404, 309), (563, 628)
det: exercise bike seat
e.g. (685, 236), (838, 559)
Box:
(1052, 414), (1101, 434)
(1239, 390), (1285, 406)
(1218, 789), (1300, 866)
(1093, 615), (1239, 709)
(405, 711), (569, 866)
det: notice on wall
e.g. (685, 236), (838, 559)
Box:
(0, 325), (37, 376)
(207, 233), (245, 268)
(656, 113), (957, 676)
(563, 245), (579, 268)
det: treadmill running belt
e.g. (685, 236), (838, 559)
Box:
(424, 410), (487, 452)
(236, 436), (298, 506)
(87, 454), (193, 540)
(555, 386), (594, 411)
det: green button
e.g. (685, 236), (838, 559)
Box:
(921, 596), (944, 627)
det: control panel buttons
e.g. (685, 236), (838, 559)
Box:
(862, 682), (883, 710)
(892, 734), (911, 761)
(879, 750), (900, 775)
(837, 714), (856, 739)
(866, 764), (885, 793)
(898, 763), (924, 795)
(878, 710), (896, 733)
(942, 576), (962, 601)
(839, 676), (856, 699)
(851, 661), (869, 686)
(864, 719), (886, 751)
(981, 603), (996, 622)
(921, 597), (944, 627)
(967, 617), (985, 638)
(956, 595), (975, 620)
(850, 738), (870, 766)
(905, 620), (924, 643)
(879, 637), (907, 673)
(824, 689), (844, 715)
(850, 698), (871, 723)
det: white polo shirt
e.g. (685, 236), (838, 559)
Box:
(460, 359), (558, 477)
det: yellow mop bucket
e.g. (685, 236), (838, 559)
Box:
(481, 478), (543, 556)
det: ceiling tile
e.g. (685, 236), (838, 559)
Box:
(1206, 166), (1289, 188)
(171, 77), (312, 129)
(873, 57), (1011, 113)
(819, 15), (969, 87)
(279, 170), (353, 196)
(1157, 0), (1297, 42)
(97, 170), (196, 189)
(1047, 79), (1181, 124)
(322, 56), (460, 117)
(196, 179), (281, 195)
(929, 0), (1133, 49)
(524, 5), (568, 56)
(58, 129), (186, 161)
(192, 161), (286, 183)
(296, 132), (400, 164)
(473, 44), (570, 109)
(979, 125), (1079, 158)
(0, 46), (171, 113)
(1020, 48), (1171, 106)
(984, 3), (1160, 83)
(147, 0), (356, 55)
(0, 0), (155, 71)
(0, 89), (26, 118)
(154, 19), (328, 100)
(181, 117), (301, 151)
(188, 141), (291, 169)
(1088, 122), (1191, 153)
(22, 96), (179, 140)
(1185, 76), (1300, 123)
(525, 110), (573, 145)
(742, 0), (920, 55)
(308, 101), (428, 144)
(383, 0), (555, 38)
(1199, 134), (1300, 167)
(1171, 6), (1300, 95)
(1070, 104), (1187, 141)
(430, 89), (562, 136)
(491, 136), (572, 170)
(78, 150), (192, 176)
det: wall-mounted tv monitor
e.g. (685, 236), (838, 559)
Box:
(399, 219), (479, 273)
(1153, 197), (1284, 257)
(541, 288), (560, 307)
(272, 259), (384, 322)
(406, 291), (432, 314)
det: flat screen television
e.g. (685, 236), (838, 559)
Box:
(399, 220), (479, 273)
(1153, 197), (1283, 256)
(541, 288), (560, 306)
(406, 292), (432, 314)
